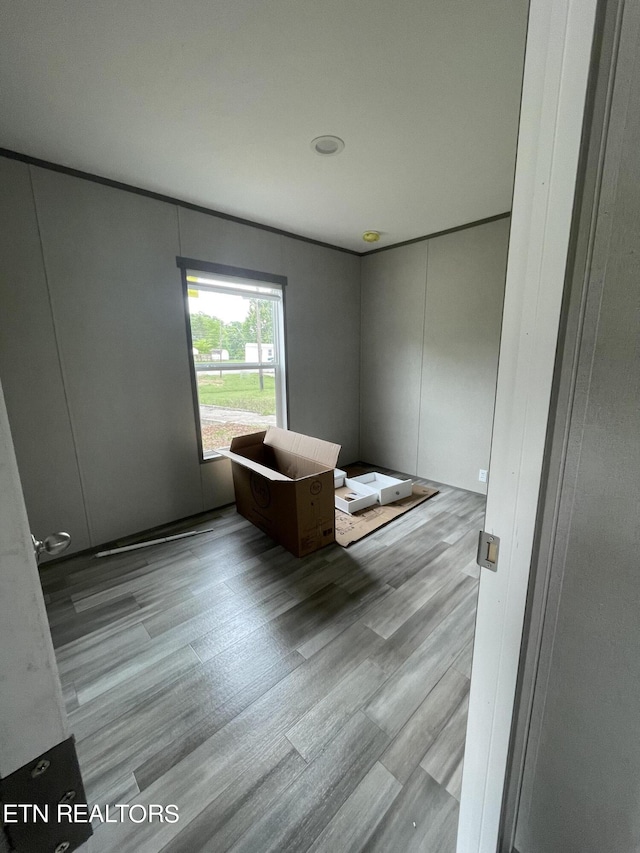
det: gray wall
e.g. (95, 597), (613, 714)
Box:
(514, 4), (640, 851)
(0, 153), (505, 553)
(359, 242), (428, 474)
(0, 160), (92, 551)
(0, 157), (360, 554)
(31, 167), (200, 547)
(360, 218), (509, 493)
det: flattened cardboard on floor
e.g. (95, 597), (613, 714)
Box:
(219, 427), (341, 557)
(335, 483), (439, 546)
(333, 466), (439, 547)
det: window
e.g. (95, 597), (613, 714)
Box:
(178, 260), (287, 459)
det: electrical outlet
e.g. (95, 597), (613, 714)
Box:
(479, 469), (488, 483)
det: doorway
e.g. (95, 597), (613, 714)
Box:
(0, 4), (590, 850)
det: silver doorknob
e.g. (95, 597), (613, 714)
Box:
(31, 532), (71, 563)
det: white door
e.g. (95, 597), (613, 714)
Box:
(457, 1), (599, 850)
(0, 380), (68, 777)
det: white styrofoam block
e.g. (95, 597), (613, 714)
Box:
(335, 479), (378, 514)
(334, 468), (347, 489)
(349, 472), (413, 505)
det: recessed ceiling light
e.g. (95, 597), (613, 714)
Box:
(311, 135), (345, 156)
(362, 231), (381, 243)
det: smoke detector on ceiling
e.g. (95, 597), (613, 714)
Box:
(310, 135), (345, 156)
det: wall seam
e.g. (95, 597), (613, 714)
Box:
(176, 204), (208, 514)
(358, 256), (365, 461)
(28, 166), (94, 544)
(415, 241), (429, 477)
(356, 253), (362, 462)
(176, 204), (183, 257)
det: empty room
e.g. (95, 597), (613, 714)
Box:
(3, 2), (626, 853)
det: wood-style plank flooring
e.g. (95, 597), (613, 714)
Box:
(40, 470), (484, 853)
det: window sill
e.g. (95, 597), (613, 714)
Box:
(201, 449), (230, 463)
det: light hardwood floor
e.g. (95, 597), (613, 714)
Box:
(40, 470), (484, 853)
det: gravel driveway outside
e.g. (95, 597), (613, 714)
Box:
(199, 405), (277, 426)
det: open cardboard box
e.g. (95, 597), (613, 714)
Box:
(218, 427), (341, 557)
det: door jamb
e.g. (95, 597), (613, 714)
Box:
(457, 1), (599, 850)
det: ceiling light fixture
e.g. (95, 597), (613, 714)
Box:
(310, 135), (345, 156)
(362, 231), (381, 243)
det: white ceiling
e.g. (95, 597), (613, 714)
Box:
(0, 0), (528, 253)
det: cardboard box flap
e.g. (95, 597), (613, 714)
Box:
(217, 447), (290, 481)
(229, 431), (267, 452)
(264, 427), (340, 470)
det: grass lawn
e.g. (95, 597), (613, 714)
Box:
(196, 372), (276, 415)
(201, 421), (270, 451)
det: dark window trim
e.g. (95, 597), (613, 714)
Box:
(180, 264), (207, 463)
(176, 256), (288, 287)
(179, 259), (289, 463)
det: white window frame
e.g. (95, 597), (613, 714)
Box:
(177, 258), (288, 461)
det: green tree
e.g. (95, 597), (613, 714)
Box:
(190, 312), (223, 353)
(242, 299), (274, 344)
(222, 321), (245, 360)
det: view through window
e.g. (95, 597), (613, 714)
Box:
(183, 267), (287, 458)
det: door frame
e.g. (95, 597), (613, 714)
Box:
(457, 0), (599, 850)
